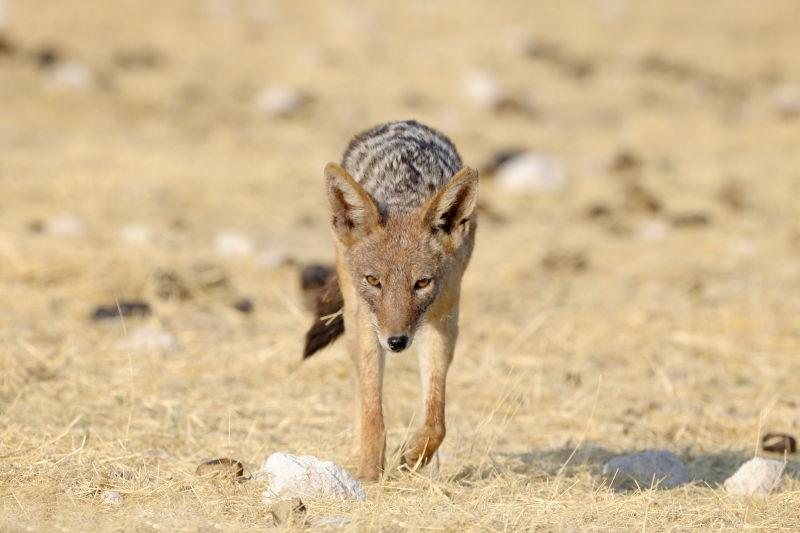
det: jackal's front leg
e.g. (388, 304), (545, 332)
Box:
(402, 309), (458, 470)
(353, 307), (386, 481)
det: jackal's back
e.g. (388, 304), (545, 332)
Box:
(342, 120), (462, 211)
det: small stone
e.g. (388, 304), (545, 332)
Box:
(724, 457), (784, 496)
(269, 498), (306, 525)
(603, 450), (689, 490)
(232, 298), (254, 314)
(196, 458), (245, 480)
(120, 224), (152, 245)
(214, 231), (254, 258)
(256, 453), (365, 505)
(494, 152), (566, 194)
(256, 86), (309, 118)
(114, 325), (180, 354)
(771, 84), (800, 119)
(91, 301), (152, 321)
(42, 213), (86, 237)
(100, 490), (124, 506)
(464, 70), (507, 110)
(47, 61), (94, 90)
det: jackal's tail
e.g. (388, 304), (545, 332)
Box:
(303, 271), (345, 359)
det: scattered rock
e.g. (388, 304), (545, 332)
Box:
(114, 325), (180, 354)
(214, 231), (254, 258)
(771, 84), (800, 119)
(196, 458), (245, 480)
(46, 61), (94, 90)
(480, 148), (526, 176)
(724, 457), (784, 496)
(34, 213), (86, 237)
(637, 219), (670, 241)
(255, 453), (365, 506)
(494, 152), (566, 194)
(540, 250), (588, 272)
(762, 433), (797, 454)
(464, 70), (507, 110)
(232, 297), (254, 314)
(603, 450), (689, 490)
(269, 497), (306, 526)
(120, 224), (153, 245)
(671, 211), (711, 228)
(100, 490), (124, 506)
(91, 301), (152, 321)
(256, 86), (310, 118)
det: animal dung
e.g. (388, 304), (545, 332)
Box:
(195, 458), (245, 480)
(761, 433), (797, 454)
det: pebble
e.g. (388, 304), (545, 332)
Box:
(47, 61), (94, 90)
(256, 86), (309, 118)
(114, 325), (180, 354)
(771, 84), (800, 119)
(255, 453), (365, 506)
(42, 213), (86, 237)
(494, 152), (566, 194)
(724, 457), (784, 496)
(100, 490), (124, 506)
(214, 231), (254, 258)
(602, 450), (689, 490)
(464, 70), (507, 110)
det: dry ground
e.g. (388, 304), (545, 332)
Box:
(2, 0), (800, 530)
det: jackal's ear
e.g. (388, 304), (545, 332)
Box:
(421, 166), (479, 246)
(325, 162), (381, 247)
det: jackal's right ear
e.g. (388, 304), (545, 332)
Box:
(325, 163), (381, 247)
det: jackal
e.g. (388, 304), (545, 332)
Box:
(303, 120), (478, 481)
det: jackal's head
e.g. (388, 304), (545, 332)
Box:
(325, 163), (478, 353)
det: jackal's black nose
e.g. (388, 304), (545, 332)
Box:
(387, 335), (409, 352)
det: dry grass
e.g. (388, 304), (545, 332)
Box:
(2, 0), (800, 530)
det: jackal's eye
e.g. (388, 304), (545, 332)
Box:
(366, 275), (381, 288)
(414, 278), (432, 290)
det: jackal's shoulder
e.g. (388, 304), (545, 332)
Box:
(341, 120), (463, 211)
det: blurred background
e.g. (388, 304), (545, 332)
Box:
(1, 0), (799, 529)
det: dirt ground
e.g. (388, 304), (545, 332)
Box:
(2, 0), (800, 530)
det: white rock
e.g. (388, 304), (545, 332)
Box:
(638, 219), (670, 241)
(256, 453), (365, 505)
(120, 224), (152, 245)
(47, 61), (94, 90)
(464, 70), (507, 110)
(214, 231), (254, 258)
(44, 213), (86, 237)
(603, 450), (689, 490)
(724, 457), (784, 496)
(257, 86), (308, 118)
(115, 325), (180, 354)
(771, 84), (800, 118)
(495, 152), (566, 194)
(101, 490), (124, 506)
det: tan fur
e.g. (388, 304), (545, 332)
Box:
(325, 163), (477, 481)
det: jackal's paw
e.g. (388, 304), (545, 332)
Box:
(355, 465), (382, 482)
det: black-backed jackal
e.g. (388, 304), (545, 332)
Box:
(303, 120), (478, 481)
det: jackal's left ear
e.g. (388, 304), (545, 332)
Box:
(421, 166), (479, 246)
(325, 162), (382, 247)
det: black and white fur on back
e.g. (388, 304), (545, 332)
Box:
(303, 120), (463, 359)
(342, 120), (463, 213)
